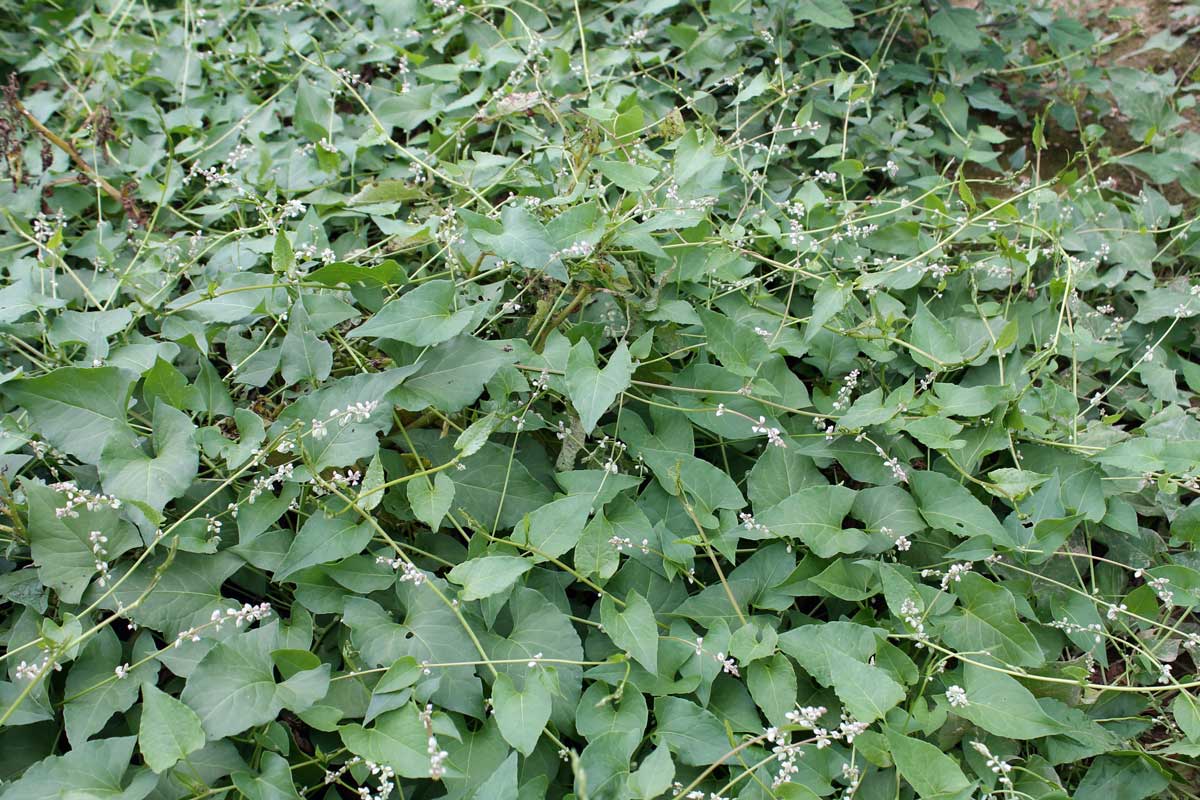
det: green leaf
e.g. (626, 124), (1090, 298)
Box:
(952, 663), (1070, 739)
(389, 335), (519, 413)
(492, 672), (552, 755)
(180, 626), (324, 739)
(486, 587), (584, 729)
(942, 573), (1044, 667)
(1173, 690), (1200, 742)
(275, 511), (374, 581)
(24, 482), (142, 604)
(566, 339), (635, 434)
(600, 591), (659, 674)
(780, 622), (904, 722)
(343, 590), (482, 717)
(293, 77), (330, 140)
(653, 696), (731, 766)
(410, 433), (552, 530)
(885, 727), (974, 800)
(0, 736), (156, 800)
(794, 0), (853, 28)
(511, 493), (591, 561)
(806, 277), (851, 341)
(596, 159), (658, 191)
(4, 366), (135, 463)
(472, 752), (518, 800)
(757, 485), (864, 558)
(930, 7), (983, 51)
(143, 357), (202, 411)
(350, 180), (425, 206)
(576, 681), (647, 758)
(454, 413), (501, 458)
(99, 401), (198, 514)
(747, 653), (797, 727)
(851, 485), (925, 536)
(64, 627), (152, 745)
(274, 368), (416, 471)
(698, 309), (771, 378)
(747, 447), (826, 509)
(1074, 754), (1169, 800)
(408, 471), (455, 530)
(447, 555), (532, 601)
(308, 259), (406, 287)
(349, 280), (476, 346)
(575, 510), (621, 581)
(280, 303), (332, 386)
(358, 453), (385, 512)
(272, 230), (295, 275)
(469, 206), (556, 272)
(139, 683), (207, 773)
(628, 744), (675, 799)
(340, 704), (436, 778)
(908, 303), (963, 369)
(910, 471), (1014, 548)
(232, 752), (302, 800)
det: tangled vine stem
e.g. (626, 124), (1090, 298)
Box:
(1, 1), (1199, 798)
(4, 74), (143, 225)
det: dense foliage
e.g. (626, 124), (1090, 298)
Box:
(1, 0), (1199, 797)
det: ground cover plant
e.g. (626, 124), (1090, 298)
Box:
(0, 0), (1199, 797)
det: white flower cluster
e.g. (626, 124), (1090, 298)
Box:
(751, 416), (787, 448)
(90, 530), (111, 587)
(841, 761), (862, 794)
(50, 482), (121, 518)
(739, 512), (770, 536)
(312, 401), (380, 440)
(829, 221), (878, 243)
(608, 536), (649, 554)
(248, 462), (294, 504)
(970, 741), (1013, 787)
(832, 369), (859, 411)
(1135, 569), (1175, 605)
(28, 439), (65, 461)
(1048, 616), (1104, 646)
(715, 651), (739, 677)
(356, 761), (396, 800)
(312, 468), (362, 497)
(322, 756), (396, 800)
(874, 445), (907, 482)
(174, 602), (272, 648)
(32, 211), (63, 243)
(418, 703), (449, 779)
(551, 240), (594, 260)
(898, 597), (930, 647)
(674, 788), (730, 800)
(376, 557), (426, 585)
(14, 653), (60, 681)
(766, 706), (869, 789)
(210, 602), (273, 632)
(946, 684), (969, 708)
(922, 561), (973, 591)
